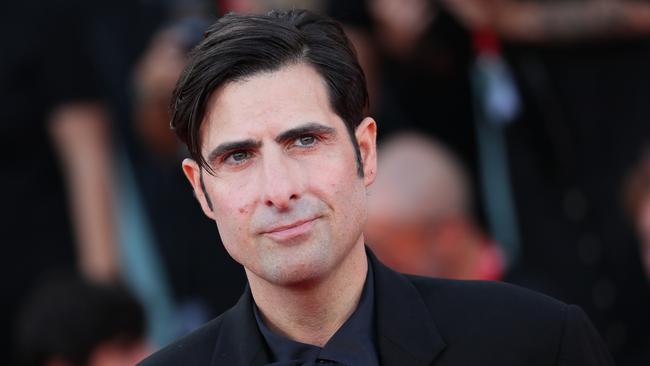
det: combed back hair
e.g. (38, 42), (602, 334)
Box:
(171, 9), (369, 175)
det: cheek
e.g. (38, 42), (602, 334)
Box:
(307, 153), (367, 228)
(306, 153), (362, 197)
(211, 183), (256, 240)
(211, 172), (257, 211)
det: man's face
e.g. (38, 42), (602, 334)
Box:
(183, 63), (377, 287)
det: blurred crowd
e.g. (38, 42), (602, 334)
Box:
(2, 0), (650, 365)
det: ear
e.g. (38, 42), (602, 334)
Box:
(355, 117), (378, 187)
(182, 158), (216, 220)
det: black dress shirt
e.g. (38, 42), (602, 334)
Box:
(253, 259), (379, 366)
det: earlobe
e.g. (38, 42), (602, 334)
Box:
(355, 117), (378, 186)
(182, 158), (216, 219)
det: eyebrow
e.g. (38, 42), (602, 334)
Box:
(207, 139), (261, 163)
(206, 122), (337, 163)
(274, 122), (336, 144)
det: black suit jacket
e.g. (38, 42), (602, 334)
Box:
(140, 252), (614, 365)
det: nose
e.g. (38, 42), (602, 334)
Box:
(259, 148), (303, 210)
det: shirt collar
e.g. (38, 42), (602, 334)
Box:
(253, 257), (378, 366)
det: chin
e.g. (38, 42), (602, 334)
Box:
(268, 269), (323, 288)
(256, 247), (333, 287)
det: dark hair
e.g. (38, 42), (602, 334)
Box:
(14, 276), (146, 366)
(171, 9), (369, 176)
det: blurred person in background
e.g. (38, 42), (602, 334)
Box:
(621, 150), (650, 363)
(446, 0), (650, 42)
(326, 1), (414, 143)
(364, 0), (479, 194)
(1, 1), (119, 363)
(625, 151), (650, 282)
(14, 276), (150, 366)
(366, 132), (504, 280)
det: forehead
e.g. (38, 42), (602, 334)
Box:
(200, 63), (338, 149)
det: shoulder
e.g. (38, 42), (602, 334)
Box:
(407, 274), (567, 316)
(406, 274), (570, 326)
(407, 276), (569, 355)
(401, 276), (614, 364)
(138, 315), (225, 366)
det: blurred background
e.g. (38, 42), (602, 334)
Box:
(2, 0), (650, 365)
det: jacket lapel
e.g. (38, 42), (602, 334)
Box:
(210, 286), (272, 366)
(208, 250), (446, 366)
(370, 251), (447, 366)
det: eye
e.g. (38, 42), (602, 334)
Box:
(224, 150), (251, 165)
(294, 135), (317, 147)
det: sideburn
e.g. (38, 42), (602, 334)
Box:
(199, 170), (214, 211)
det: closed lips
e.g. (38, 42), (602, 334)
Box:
(263, 217), (318, 234)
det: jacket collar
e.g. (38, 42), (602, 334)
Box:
(209, 285), (271, 366)
(370, 249), (447, 366)
(209, 248), (446, 366)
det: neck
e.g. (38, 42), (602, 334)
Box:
(247, 241), (368, 347)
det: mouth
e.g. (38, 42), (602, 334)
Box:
(261, 217), (319, 242)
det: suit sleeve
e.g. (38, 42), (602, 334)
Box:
(556, 304), (615, 366)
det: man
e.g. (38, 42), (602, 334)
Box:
(141, 10), (614, 365)
(366, 133), (504, 281)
